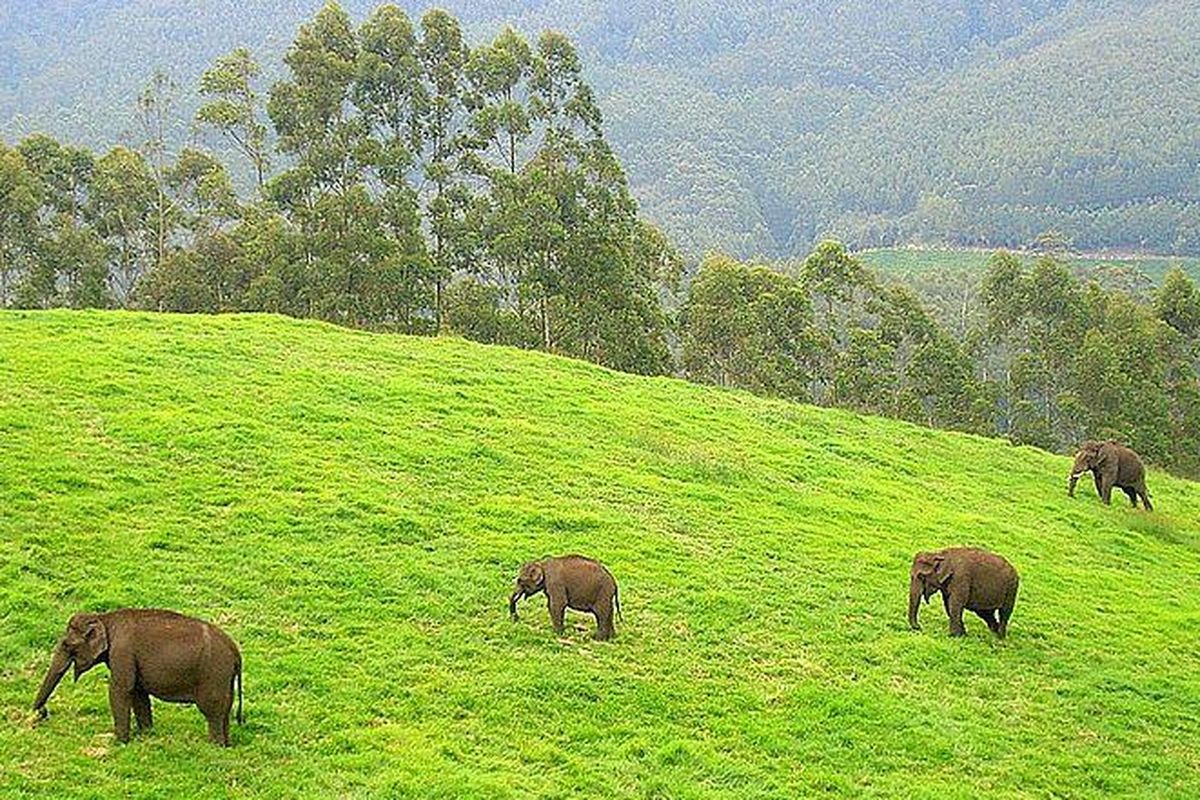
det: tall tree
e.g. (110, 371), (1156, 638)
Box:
(417, 8), (472, 331)
(681, 255), (821, 398)
(196, 47), (271, 192)
(268, 1), (370, 322)
(1156, 267), (1200, 340)
(0, 143), (42, 305)
(467, 27), (533, 177)
(14, 135), (108, 308)
(136, 69), (183, 277)
(87, 147), (157, 304)
(354, 3), (432, 331)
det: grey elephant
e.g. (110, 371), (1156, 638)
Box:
(1068, 439), (1152, 510)
(908, 547), (1019, 638)
(509, 555), (622, 640)
(32, 608), (243, 746)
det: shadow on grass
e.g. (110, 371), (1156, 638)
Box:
(1128, 514), (1200, 553)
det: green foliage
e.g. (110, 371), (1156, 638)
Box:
(87, 147), (157, 304)
(196, 47), (270, 190)
(2, 310), (1200, 797)
(975, 252), (1200, 473)
(680, 255), (819, 400)
(682, 244), (1200, 476)
(0, 141), (41, 303)
(681, 246), (988, 435)
(0, 4), (676, 374)
(1156, 267), (1200, 339)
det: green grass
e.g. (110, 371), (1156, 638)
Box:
(860, 247), (1200, 283)
(1, 310), (1199, 799)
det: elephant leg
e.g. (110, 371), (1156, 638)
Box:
(132, 687), (153, 732)
(947, 593), (967, 637)
(1138, 484), (1153, 511)
(197, 695), (231, 747)
(1092, 472), (1103, 498)
(998, 603), (1014, 639)
(1122, 487), (1138, 508)
(108, 682), (133, 743)
(1100, 479), (1113, 505)
(592, 596), (615, 641)
(195, 674), (234, 747)
(202, 711), (229, 747)
(546, 588), (567, 635)
(973, 608), (1000, 635)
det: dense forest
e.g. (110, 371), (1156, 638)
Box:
(3, 2), (1200, 475)
(3, 0), (1199, 258)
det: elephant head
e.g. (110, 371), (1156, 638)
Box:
(508, 561), (546, 620)
(32, 613), (109, 716)
(1068, 440), (1105, 496)
(908, 552), (952, 630)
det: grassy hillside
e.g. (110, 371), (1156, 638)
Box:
(860, 247), (1200, 284)
(1, 310), (1199, 798)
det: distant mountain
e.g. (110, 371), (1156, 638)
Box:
(3, 0), (1197, 257)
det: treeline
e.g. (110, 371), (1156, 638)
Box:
(680, 245), (1200, 476)
(0, 3), (678, 375)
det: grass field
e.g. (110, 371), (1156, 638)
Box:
(2, 310), (1199, 799)
(859, 247), (1200, 284)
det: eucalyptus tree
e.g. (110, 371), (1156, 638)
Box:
(0, 143), (42, 305)
(416, 8), (472, 331)
(196, 47), (271, 192)
(12, 135), (108, 308)
(87, 147), (157, 305)
(268, 1), (386, 324)
(354, 3), (432, 331)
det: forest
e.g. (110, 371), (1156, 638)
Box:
(2, 2), (1199, 475)
(2, 0), (1198, 258)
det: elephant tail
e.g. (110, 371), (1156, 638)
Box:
(614, 582), (623, 623)
(236, 659), (244, 726)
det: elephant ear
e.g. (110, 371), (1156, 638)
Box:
(931, 555), (953, 587)
(911, 552), (936, 578)
(75, 619), (108, 675)
(519, 561), (545, 589)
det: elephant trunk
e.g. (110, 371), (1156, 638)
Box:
(1068, 472), (1081, 496)
(32, 643), (71, 714)
(509, 588), (524, 620)
(908, 577), (923, 630)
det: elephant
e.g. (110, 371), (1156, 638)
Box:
(908, 547), (1019, 638)
(32, 608), (243, 746)
(509, 555), (622, 640)
(1068, 439), (1152, 510)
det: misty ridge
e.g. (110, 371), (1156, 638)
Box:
(3, 0), (1198, 257)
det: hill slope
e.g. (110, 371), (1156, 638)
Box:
(1, 311), (1199, 798)
(3, 1), (1199, 257)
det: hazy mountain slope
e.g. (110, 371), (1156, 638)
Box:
(786, 0), (1200, 251)
(2, 1), (1195, 257)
